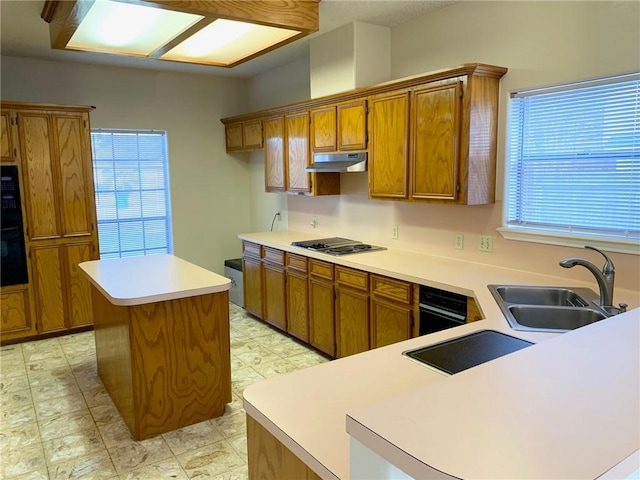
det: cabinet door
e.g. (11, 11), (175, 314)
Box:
(310, 106), (336, 153)
(338, 100), (367, 151)
(286, 269), (309, 342)
(370, 298), (413, 349)
(225, 123), (243, 152)
(18, 112), (61, 240)
(335, 287), (369, 358)
(66, 241), (94, 328)
(1, 109), (18, 162)
(52, 113), (95, 237)
(368, 91), (410, 199)
(32, 244), (66, 333)
(286, 111), (311, 193)
(243, 256), (263, 319)
(411, 81), (461, 200)
(308, 277), (335, 356)
(264, 117), (286, 192)
(0, 288), (35, 340)
(243, 120), (263, 150)
(263, 262), (287, 331)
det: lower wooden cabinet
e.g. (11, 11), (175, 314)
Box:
(286, 254), (309, 342)
(0, 287), (35, 341)
(66, 241), (94, 328)
(370, 298), (413, 349)
(242, 255), (263, 319)
(308, 260), (335, 356)
(263, 261), (287, 332)
(32, 244), (66, 334)
(335, 266), (370, 358)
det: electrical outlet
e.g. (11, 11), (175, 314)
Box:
(478, 235), (493, 252)
(454, 233), (464, 250)
(392, 225), (398, 240)
(311, 215), (317, 228)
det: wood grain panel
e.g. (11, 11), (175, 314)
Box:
(370, 275), (412, 305)
(310, 106), (336, 152)
(368, 91), (410, 199)
(412, 81), (461, 200)
(1, 110), (18, 162)
(286, 253), (307, 273)
(286, 111), (310, 193)
(311, 172), (340, 196)
(370, 298), (412, 349)
(243, 119), (263, 150)
(247, 415), (322, 480)
(337, 99), (367, 151)
(66, 242), (93, 328)
(263, 263), (287, 331)
(0, 290), (30, 334)
(263, 246), (285, 265)
(242, 256), (263, 319)
(264, 117), (285, 191)
(308, 276), (335, 356)
(335, 287), (369, 358)
(225, 123), (243, 151)
(53, 114), (92, 236)
(467, 296), (483, 322)
(129, 293), (230, 440)
(19, 112), (60, 240)
(308, 259), (334, 280)
(335, 266), (368, 291)
(32, 245), (65, 333)
(286, 269), (309, 342)
(242, 241), (262, 259)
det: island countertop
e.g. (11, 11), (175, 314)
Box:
(79, 254), (231, 306)
(240, 230), (640, 479)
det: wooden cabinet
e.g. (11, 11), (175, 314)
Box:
(286, 254), (309, 342)
(225, 119), (263, 152)
(311, 99), (367, 153)
(263, 247), (287, 332)
(467, 297), (483, 322)
(335, 266), (369, 358)
(1, 109), (19, 162)
(242, 241), (264, 319)
(285, 111), (311, 193)
(1, 102), (99, 344)
(368, 90), (411, 199)
(0, 287), (35, 341)
(369, 275), (414, 349)
(264, 116), (286, 192)
(308, 259), (335, 356)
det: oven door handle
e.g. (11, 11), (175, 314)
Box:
(418, 303), (466, 322)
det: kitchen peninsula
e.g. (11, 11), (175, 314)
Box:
(239, 230), (640, 479)
(79, 255), (232, 441)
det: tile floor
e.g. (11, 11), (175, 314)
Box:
(0, 303), (330, 479)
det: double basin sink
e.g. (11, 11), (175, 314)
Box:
(488, 285), (609, 333)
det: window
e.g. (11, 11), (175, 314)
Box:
(91, 130), (173, 258)
(501, 73), (640, 254)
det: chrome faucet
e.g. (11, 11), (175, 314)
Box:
(559, 246), (616, 309)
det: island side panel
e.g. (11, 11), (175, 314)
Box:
(129, 292), (232, 440)
(90, 285), (136, 434)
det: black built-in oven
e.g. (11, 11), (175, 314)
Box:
(1, 165), (29, 286)
(418, 285), (467, 335)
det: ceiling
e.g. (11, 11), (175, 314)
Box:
(0, 0), (455, 78)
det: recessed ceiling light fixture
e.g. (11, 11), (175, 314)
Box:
(41, 0), (320, 68)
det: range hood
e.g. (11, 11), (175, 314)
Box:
(306, 152), (367, 173)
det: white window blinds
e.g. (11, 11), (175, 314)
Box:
(506, 74), (640, 245)
(91, 130), (173, 258)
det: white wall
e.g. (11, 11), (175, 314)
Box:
(285, 1), (640, 293)
(1, 56), (252, 274)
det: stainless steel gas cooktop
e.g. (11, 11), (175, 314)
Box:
(291, 237), (386, 256)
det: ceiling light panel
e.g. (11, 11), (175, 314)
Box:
(67, 0), (203, 56)
(161, 19), (300, 66)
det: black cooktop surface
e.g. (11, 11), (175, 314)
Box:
(291, 237), (357, 250)
(403, 330), (534, 375)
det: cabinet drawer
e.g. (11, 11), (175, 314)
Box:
(1, 290), (29, 333)
(309, 259), (334, 280)
(335, 266), (368, 291)
(370, 275), (412, 305)
(263, 247), (285, 265)
(243, 241), (262, 259)
(286, 253), (308, 273)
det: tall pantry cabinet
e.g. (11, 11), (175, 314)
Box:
(0, 102), (99, 343)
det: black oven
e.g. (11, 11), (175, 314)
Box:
(1, 165), (29, 287)
(418, 285), (467, 335)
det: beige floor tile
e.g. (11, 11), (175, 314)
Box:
(162, 420), (223, 456)
(0, 370), (30, 395)
(0, 442), (47, 477)
(223, 393), (245, 416)
(0, 421), (41, 450)
(39, 409), (96, 442)
(4, 468), (50, 480)
(118, 458), (188, 480)
(286, 351), (331, 369)
(210, 411), (246, 440)
(47, 450), (117, 480)
(0, 343), (25, 362)
(254, 334), (315, 358)
(34, 392), (88, 420)
(31, 381), (83, 404)
(42, 427), (106, 466)
(232, 342), (283, 367)
(107, 436), (173, 475)
(216, 464), (249, 480)
(27, 367), (77, 389)
(25, 355), (70, 373)
(251, 358), (299, 378)
(176, 440), (245, 479)
(227, 433), (248, 458)
(21, 339), (65, 364)
(230, 367), (265, 397)
(97, 418), (135, 449)
(90, 403), (123, 427)
(0, 402), (37, 427)
(0, 388), (32, 411)
(82, 385), (114, 409)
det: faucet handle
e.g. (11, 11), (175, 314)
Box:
(584, 246), (615, 274)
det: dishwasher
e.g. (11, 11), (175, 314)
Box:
(418, 285), (468, 335)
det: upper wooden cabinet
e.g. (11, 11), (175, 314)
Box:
(264, 116), (286, 192)
(225, 120), (263, 152)
(1, 109), (19, 163)
(286, 111), (311, 193)
(310, 99), (367, 153)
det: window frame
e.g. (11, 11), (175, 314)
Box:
(499, 72), (640, 255)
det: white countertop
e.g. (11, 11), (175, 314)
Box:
(240, 231), (640, 480)
(79, 254), (231, 306)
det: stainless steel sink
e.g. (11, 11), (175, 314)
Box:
(488, 284), (608, 333)
(508, 305), (607, 330)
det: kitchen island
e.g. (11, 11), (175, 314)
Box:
(239, 230), (640, 479)
(79, 254), (232, 441)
